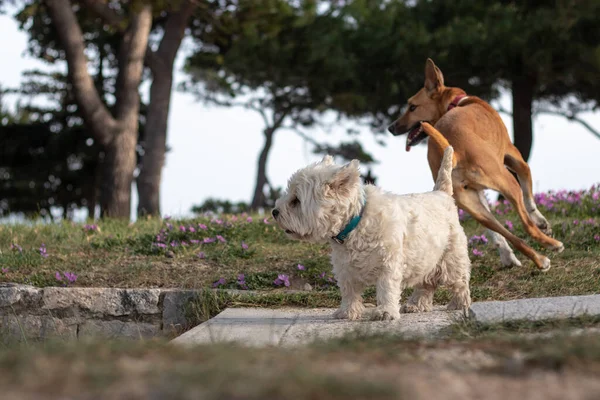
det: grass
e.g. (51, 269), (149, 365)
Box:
(1, 318), (600, 399)
(0, 186), (598, 307)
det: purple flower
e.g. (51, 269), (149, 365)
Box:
(63, 272), (77, 283)
(190, 239), (200, 244)
(236, 274), (248, 289)
(197, 251), (206, 259)
(458, 209), (466, 221)
(1, 268), (8, 274)
(166, 223), (174, 231)
(164, 215), (172, 221)
(198, 224), (208, 230)
(505, 220), (514, 231)
(246, 217), (253, 223)
(472, 249), (484, 257)
(179, 225), (187, 232)
(216, 235), (226, 243)
(153, 242), (167, 248)
(181, 241), (189, 246)
(319, 272), (326, 279)
(274, 274), (290, 287)
(263, 218), (270, 224)
(297, 264), (306, 271)
(188, 226), (196, 233)
(573, 220), (579, 226)
(55, 272), (62, 281)
(10, 244), (22, 253)
(203, 237), (216, 244)
(231, 216), (238, 222)
(469, 235), (489, 245)
(212, 278), (226, 288)
(39, 243), (48, 258)
(83, 224), (98, 232)
(241, 241), (249, 250)
(594, 234), (600, 242)
(170, 241), (179, 247)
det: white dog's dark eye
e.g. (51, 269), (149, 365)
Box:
(291, 197), (300, 207)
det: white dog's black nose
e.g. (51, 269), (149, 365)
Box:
(272, 209), (279, 218)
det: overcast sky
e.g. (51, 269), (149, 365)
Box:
(1, 14), (599, 220)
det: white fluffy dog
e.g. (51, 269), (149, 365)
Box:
(272, 146), (471, 321)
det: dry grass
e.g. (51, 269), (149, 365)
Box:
(1, 320), (600, 399)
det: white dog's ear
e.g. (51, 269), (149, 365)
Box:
(329, 160), (360, 194)
(321, 155), (334, 166)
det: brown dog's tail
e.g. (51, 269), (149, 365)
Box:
(434, 146), (454, 195)
(420, 122), (456, 167)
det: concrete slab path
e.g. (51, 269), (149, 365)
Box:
(171, 294), (600, 347)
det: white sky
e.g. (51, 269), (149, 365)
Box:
(1, 14), (599, 220)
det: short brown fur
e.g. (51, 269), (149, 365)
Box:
(388, 59), (563, 270)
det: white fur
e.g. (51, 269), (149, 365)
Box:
(273, 147), (471, 321)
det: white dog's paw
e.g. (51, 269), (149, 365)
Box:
(499, 251), (522, 268)
(401, 303), (431, 313)
(371, 306), (400, 321)
(333, 305), (364, 321)
(446, 298), (471, 312)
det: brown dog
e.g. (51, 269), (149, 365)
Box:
(388, 59), (563, 271)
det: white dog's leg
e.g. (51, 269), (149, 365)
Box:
(333, 276), (365, 321)
(372, 265), (402, 321)
(478, 191), (522, 268)
(441, 224), (472, 312)
(402, 284), (434, 313)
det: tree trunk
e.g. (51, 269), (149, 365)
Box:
(136, 1), (194, 217)
(250, 128), (275, 210)
(136, 71), (171, 216)
(100, 128), (138, 218)
(511, 77), (535, 162)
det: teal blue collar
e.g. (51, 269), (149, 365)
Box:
(333, 199), (366, 244)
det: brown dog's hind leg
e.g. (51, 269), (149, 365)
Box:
(504, 145), (553, 235)
(455, 187), (551, 271)
(488, 168), (564, 253)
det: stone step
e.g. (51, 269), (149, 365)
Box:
(171, 306), (462, 347)
(171, 294), (600, 347)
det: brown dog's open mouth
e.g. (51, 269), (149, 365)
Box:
(405, 122), (428, 152)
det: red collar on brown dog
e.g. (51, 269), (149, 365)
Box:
(447, 94), (467, 111)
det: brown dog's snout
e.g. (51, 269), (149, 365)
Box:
(387, 123), (396, 135)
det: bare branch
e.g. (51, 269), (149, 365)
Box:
(152, 0), (196, 73)
(114, 5), (152, 121)
(496, 106), (513, 117)
(44, 0), (116, 147)
(537, 108), (600, 140)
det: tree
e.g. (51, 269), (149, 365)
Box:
(136, 0), (196, 217)
(30, 0), (152, 218)
(408, 0), (600, 161)
(327, 0), (600, 163)
(183, 0), (359, 210)
(0, 75), (101, 219)
(16, 0), (197, 218)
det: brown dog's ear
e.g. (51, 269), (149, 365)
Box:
(329, 160), (360, 194)
(424, 58), (444, 93)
